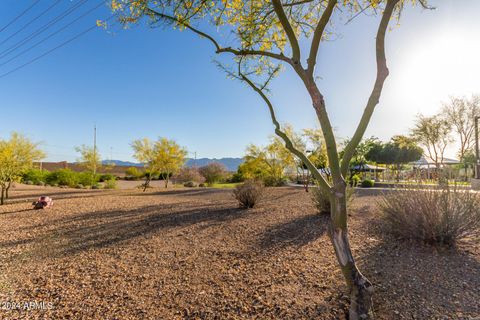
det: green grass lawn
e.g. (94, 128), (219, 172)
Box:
(209, 183), (241, 189)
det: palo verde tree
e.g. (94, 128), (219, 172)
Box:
(132, 137), (187, 190)
(111, 0), (431, 318)
(76, 145), (103, 182)
(0, 133), (44, 205)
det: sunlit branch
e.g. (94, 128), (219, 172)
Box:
(307, 0), (337, 76)
(271, 0), (301, 64)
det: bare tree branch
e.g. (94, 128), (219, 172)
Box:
(238, 65), (332, 191)
(272, 0), (301, 64)
(340, 0), (400, 176)
(145, 8), (294, 65)
(307, 0), (337, 76)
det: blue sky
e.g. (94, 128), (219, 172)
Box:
(1, 0), (479, 162)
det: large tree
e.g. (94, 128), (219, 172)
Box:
(111, 0), (429, 317)
(0, 133), (44, 204)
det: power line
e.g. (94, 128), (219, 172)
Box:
(0, 0), (41, 34)
(0, 0), (63, 46)
(0, 1), (105, 68)
(0, 0), (90, 60)
(0, 15), (114, 79)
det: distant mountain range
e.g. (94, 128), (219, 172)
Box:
(103, 157), (244, 171)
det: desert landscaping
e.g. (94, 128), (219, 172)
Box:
(0, 184), (478, 319)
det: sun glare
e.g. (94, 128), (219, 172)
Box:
(393, 29), (480, 115)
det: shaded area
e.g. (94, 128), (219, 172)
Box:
(12, 203), (251, 257)
(258, 213), (329, 250)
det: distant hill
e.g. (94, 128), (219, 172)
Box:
(104, 157), (244, 171)
(185, 158), (244, 171)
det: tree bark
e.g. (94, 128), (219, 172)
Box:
(5, 181), (11, 199)
(329, 183), (373, 319)
(1, 187), (5, 205)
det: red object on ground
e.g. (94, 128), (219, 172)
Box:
(32, 196), (53, 209)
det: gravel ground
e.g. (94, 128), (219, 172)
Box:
(0, 185), (478, 319)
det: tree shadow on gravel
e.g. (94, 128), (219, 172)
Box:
(258, 213), (329, 251)
(358, 239), (480, 318)
(8, 204), (252, 258)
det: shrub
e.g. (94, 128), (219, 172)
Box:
(46, 169), (78, 187)
(75, 184), (84, 189)
(198, 183), (206, 187)
(349, 174), (361, 187)
(233, 180), (265, 208)
(360, 179), (375, 188)
(199, 162), (227, 185)
(183, 181), (197, 188)
(311, 186), (355, 214)
(78, 172), (98, 187)
(262, 176), (286, 187)
(175, 167), (205, 184)
(25, 180), (33, 185)
(103, 179), (117, 189)
(98, 174), (116, 182)
(125, 167), (143, 180)
(379, 186), (480, 246)
(22, 169), (49, 185)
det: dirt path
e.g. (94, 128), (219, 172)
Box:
(0, 186), (478, 319)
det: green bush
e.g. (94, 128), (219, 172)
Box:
(103, 179), (117, 189)
(77, 172), (98, 187)
(183, 181), (197, 187)
(98, 174), (116, 182)
(46, 169), (79, 187)
(311, 186), (355, 214)
(360, 179), (375, 188)
(379, 186), (480, 246)
(22, 169), (49, 185)
(125, 167), (143, 180)
(262, 176), (286, 187)
(349, 174), (361, 187)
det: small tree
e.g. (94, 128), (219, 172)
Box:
(0, 133), (44, 204)
(132, 137), (187, 190)
(112, 0), (430, 317)
(412, 114), (452, 171)
(199, 162), (227, 185)
(442, 95), (480, 161)
(75, 145), (102, 180)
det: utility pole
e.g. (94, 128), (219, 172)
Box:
(93, 125), (97, 176)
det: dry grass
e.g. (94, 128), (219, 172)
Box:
(379, 186), (480, 245)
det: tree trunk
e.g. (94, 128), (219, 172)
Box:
(143, 177), (151, 192)
(164, 175), (169, 188)
(1, 187), (5, 205)
(330, 184), (373, 320)
(5, 181), (11, 199)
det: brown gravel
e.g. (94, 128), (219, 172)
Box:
(0, 185), (478, 319)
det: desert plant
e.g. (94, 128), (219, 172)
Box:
(125, 167), (143, 180)
(312, 185), (355, 215)
(361, 179), (375, 188)
(175, 167), (205, 184)
(233, 180), (265, 208)
(183, 181), (197, 188)
(22, 169), (49, 185)
(199, 162), (227, 185)
(379, 186), (480, 246)
(46, 169), (79, 187)
(103, 178), (117, 189)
